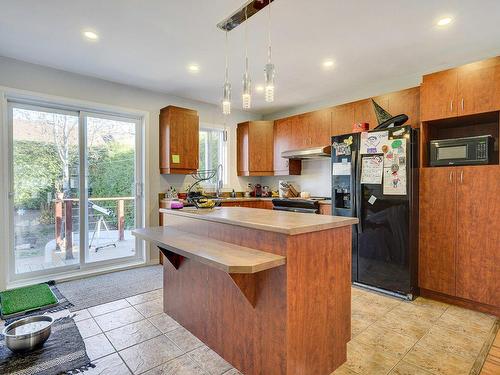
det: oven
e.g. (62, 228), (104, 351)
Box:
(271, 198), (321, 214)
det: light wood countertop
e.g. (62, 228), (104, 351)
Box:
(161, 197), (332, 204)
(160, 207), (357, 235)
(133, 227), (286, 273)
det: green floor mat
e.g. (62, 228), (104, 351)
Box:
(0, 283), (58, 318)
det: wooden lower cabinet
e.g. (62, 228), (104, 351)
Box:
(319, 204), (332, 215)
(419, 167), (457, 295)
(419, 166), (500, 313)
(455, 166), (500, 306)
(221, 200), (273, 209)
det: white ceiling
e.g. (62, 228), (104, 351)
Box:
(1, 0), (500, 116)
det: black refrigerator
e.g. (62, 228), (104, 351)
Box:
(331, 125), (419, 299)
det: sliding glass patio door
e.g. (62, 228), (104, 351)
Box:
(8, 102), (144, 281)
(82, 113), (142, 265)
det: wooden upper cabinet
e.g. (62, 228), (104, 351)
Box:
(311, 110), (332, 146)
(457, 57), (500, 116)
(385, 87), (420, 128)
(159, 106), (199, 174)
(291, 115), (307, 149)
(421, 56), (500, 121)
(421, 69), (458, 121)
(237, 121), (274, 176)
(419, 167), (457, 296)
(274, 118), (301, 176)
(237, 122), (249, 175)
(456, 166), (500, 307)
(353, 99), (381, 130)
(331, 103), (354, 136)
(294, 110), (331, 148)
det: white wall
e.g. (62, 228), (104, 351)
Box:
(261, 159), (332, 198)
(0, 56), (261, 289)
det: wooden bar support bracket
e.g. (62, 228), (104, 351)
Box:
(229, 273), (258, 307)
(158, 247), (184, 270)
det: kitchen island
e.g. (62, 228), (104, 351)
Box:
(133, 207), (358, 375)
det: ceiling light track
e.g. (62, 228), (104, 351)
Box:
(217, 0), (274, 32)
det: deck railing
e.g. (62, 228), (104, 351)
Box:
(54, 197), (135, 251)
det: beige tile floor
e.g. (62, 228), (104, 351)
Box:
(73, 288), (238, 375)
(1, 286), (497, 375)
(333, 287), (498, 375)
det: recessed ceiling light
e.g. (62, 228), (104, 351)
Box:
(437, 17), (452, 26)
(188, 64), (200, 73)
(255, 85), (264, 92)
(83, 30), (99, 41)
(322, 59), (335, 69)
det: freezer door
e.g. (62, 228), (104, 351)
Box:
(357, 184), (411, 294)
(331, 133), (359, 281)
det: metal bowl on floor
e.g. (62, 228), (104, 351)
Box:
(2, 315), (54, 352)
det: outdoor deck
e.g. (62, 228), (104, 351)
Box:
(15, 230), (136, 274)
(14, 197), (136, 274)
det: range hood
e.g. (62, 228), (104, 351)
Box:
(281, 145), (331, 160)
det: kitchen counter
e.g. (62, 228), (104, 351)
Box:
(135, 207), (354, 375)
(160, 197), (332, 205)
(159, 207), (356, 235)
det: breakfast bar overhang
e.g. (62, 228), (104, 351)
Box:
(133, 207), (358, 375)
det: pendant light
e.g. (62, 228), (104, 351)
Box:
(264, 0), (275, 102)
(242, 8), (252, 109)
(222, 30), (231, 115)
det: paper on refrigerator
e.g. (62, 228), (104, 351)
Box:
(360, 131), (388, 154)
(383, 167), (407, 195)
(360, 155), (383, 184)
(382, 138), (407, 195)
(332, 161), (351, 176)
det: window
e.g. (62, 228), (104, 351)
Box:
(199, 126), (228, 186)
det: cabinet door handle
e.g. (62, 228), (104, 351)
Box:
(450, 100), (453, 112)
(449, 171), (453, 184)
(461, 98), (464, 112)
(460, 170), (463, 184)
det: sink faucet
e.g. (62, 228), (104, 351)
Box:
(216, 163), (223, 198)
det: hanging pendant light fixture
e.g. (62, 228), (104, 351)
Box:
(222, 30), (231, 115)
(242, 8), (252, 109)
(264, 0), (275, 103)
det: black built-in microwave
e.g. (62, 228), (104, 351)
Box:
(429, 135), (494, 166)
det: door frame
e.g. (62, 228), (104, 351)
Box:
(1, 89), (146, 287)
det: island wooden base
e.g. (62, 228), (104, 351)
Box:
(161, 212), (352, 375)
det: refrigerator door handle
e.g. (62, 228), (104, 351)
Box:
(354, 151), (363, 233)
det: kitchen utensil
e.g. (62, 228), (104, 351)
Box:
(288, 183), (300, 197)
(3, 315), (54, 352)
